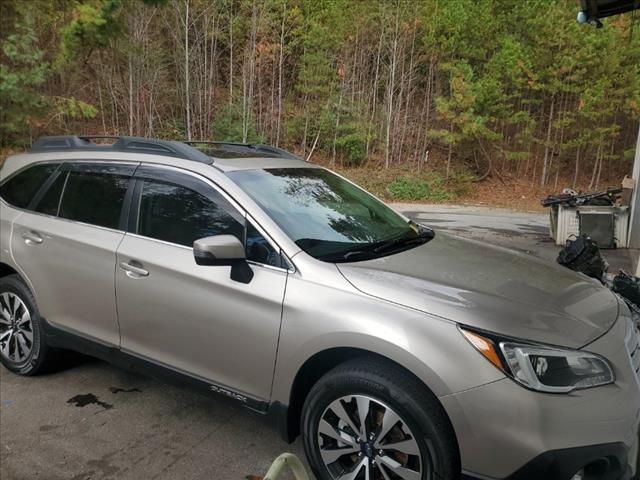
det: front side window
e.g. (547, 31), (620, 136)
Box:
(137, 180), (244, 247)
(0, 163), (59, 209)
(246, 221), (281, 267)
(137, 179), (281, 267)
(59, 171), (129, 229)
(227, 168), (428, 262)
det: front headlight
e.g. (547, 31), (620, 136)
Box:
(460, 327), (615, 393)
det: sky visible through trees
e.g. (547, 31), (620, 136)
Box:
(1, 0), (639, 192)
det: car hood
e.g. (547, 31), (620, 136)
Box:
(337, 233), (618, 349)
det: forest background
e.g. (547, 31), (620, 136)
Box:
(2, 0), (639, 209)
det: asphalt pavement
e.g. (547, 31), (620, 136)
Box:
(393, 203), (633, 271)
(1, 356), (306, 480)
(0, 204), (632, 480)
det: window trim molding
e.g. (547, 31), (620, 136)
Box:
(124, 231), (193, 251)
(54, 172), (70, 218)
(14, 207), (129, 236)
(61, 162), (139, 176)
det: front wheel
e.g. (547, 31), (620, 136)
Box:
(302, 358), (460, 480)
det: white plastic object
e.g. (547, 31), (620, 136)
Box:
(554, 205), (629, 248)
(263, 453), (310, 480)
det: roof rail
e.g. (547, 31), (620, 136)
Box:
(30, 136), (213, 164)
(183, 141), (301, 160)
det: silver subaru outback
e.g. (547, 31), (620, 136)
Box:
(1, 136), (639, 480)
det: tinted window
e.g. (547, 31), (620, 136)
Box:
(0, 163), (58, 208)
(138, 180), (244, 247)
(59, 171), (129, 229)
(35, 172), (67, 216)
(246, 221), (281, 267)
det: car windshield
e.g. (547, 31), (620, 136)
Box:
(227, 168), (432, 262)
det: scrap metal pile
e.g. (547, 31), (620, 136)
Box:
(542, 183), (631, 249)
(542, 186), (622, 208)
(558, 234), (640, 312)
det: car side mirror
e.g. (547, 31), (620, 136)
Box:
(193, 235), (253, 284)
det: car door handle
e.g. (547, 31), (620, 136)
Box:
(119, 261), (149, 278)
(21, 231), (44, 245)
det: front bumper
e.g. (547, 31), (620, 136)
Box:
(462, 441), (637, 480)
(442, 313), (640, 480)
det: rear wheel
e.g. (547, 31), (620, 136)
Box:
(302, 358), (460, 480)
(0, 274), (52, 375)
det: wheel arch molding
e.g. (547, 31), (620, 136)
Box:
(270, 344), (456, 446)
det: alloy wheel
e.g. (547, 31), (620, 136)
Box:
(0, 292), (34, 363)
(317, 395), (426, 480)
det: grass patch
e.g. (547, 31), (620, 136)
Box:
(387, 175), (452, 201)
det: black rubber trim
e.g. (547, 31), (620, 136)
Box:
(118, 167), (139, 232)
(41, 318), (269, 413)
(127, 179), (143, 233)
(26, 163), (63, 211)
(267, 400), (294, 443)
(463, 442), (633, 480)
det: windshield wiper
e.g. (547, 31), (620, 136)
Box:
(319, 225), (435, 262)
(372, 225), (435, 254)
(318, 248), (379, 263)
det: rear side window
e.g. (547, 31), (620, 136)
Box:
(137, 180), (244, 246)
(35, 172), (67, 216)
(0, 163), (58, 208)
(59, 171), (129, 229)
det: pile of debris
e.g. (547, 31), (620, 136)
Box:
(542, 181), (632, 249)
(541, 186), (622, 208)
(558, 234), (640, 312)
(557, 234), (609, 279)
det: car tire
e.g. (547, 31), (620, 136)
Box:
(302, 357), (460, 480)
(0, 274), (53, 375)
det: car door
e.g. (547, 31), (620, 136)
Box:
(10, 162), (136, 346)
(115, 165), (289, 401)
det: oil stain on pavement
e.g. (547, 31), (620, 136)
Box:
(109, 386), (141, 394)
(67, 393), (113, 410)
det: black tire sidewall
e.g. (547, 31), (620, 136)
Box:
(0, 275), (47, 375)
(302, 365), (458, 480)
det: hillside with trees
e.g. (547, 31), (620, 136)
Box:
(1, 0), (639, 208)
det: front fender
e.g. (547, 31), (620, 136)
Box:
(270, 273), (505, 406)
